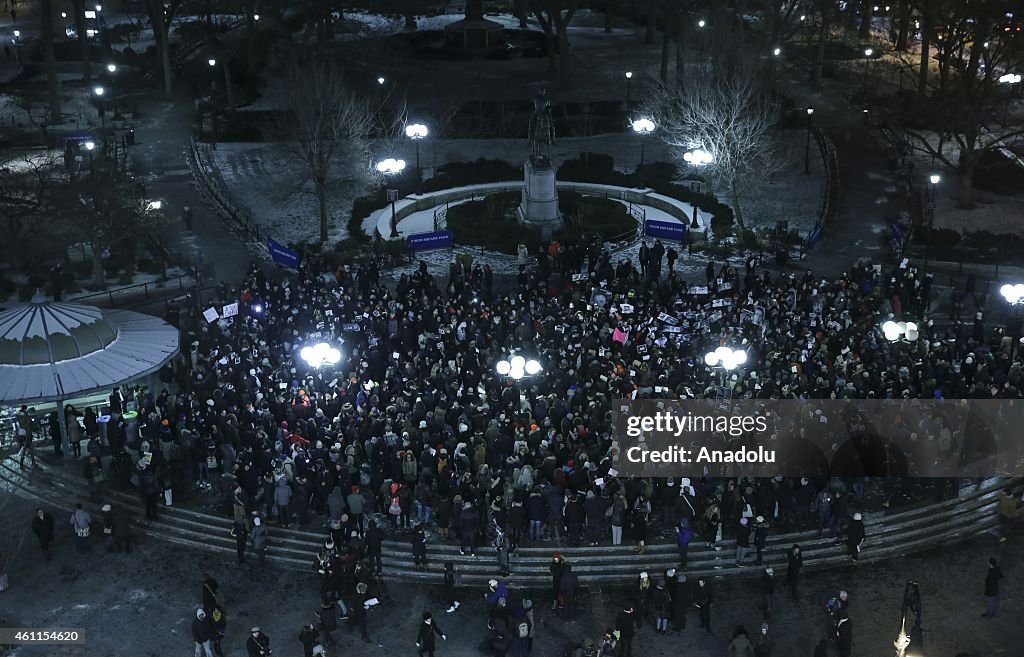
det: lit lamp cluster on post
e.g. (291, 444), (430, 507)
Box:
(496, 355), (542, 380)
(631, 118), (656, 187)
(704, 346), (747, 370)
(683, 148), (713, 166)
(882, 320), (920, 342)
(377, 158), (406, 238)
(1000, 283), (1024, 306)
(300, 343), (342, 368)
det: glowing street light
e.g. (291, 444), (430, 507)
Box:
(999, 73), (1022, 84)
(625, 71), (633, 105)
(377, 76), (386, 85)
(405, 123), (428, 170)
(805, 105), (815, 174)
(377, 158), (406, 238)
(147, 200), (162, 211)
(864, 47), (874, 57)
(13, 30), (20, 38)
(300, 343), (342, 368)
(496, 355), (542, 380)
(773, 47), (782, 56)
(631, 118), (656, 187)
(882, 320), (919, 342)
(704, 346), (748, 371)
(107, 63), (117, 73)
(929, 173), (941, 185)
(698, 19), (706, 28)
(1000, 283), (1024, 305)
(93, 86), (105, 96)
(683, 148), (714, 166)
(84, 141), (95, 151)
(254, 13), (260, 20)
(208, 58), (217, 67)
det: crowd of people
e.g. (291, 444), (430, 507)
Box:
(14, 239), (1024, 657)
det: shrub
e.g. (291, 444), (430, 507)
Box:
(18, 284), (35, 302)
(0, 276), (15, 300)
(422, 159), (521, 193)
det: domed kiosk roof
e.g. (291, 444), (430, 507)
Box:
(0, 300), (180, 404)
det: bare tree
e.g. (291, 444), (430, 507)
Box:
(275, 62), (391, 243)
(51, 162), (159, 287)
(144, 0), (185, 97)
(533, 0), (579, 89)
(891, 1), (1024, 207)
(0, 152), (61, 268)
(650, 35), (785, 230)
(40, 0), (63, 124)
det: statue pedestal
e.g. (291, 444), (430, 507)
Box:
(518, 158), (562, 239)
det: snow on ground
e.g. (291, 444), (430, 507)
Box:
(211, 132), (824, 248)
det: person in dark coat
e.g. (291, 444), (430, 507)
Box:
(559, 564), (579, 620)
(550, 553), (566, 610)
(760, 567), (776, 618)
(350, 581), (372, 643)
(784, 545), (802, 599)
(233, 521), (248, 564)
(695, 578), (712, 632)
(365, 519), (384, 574)
(316, 600), (337, 647)
(246, 627), (271, 657)
(835, 610), (852, 657)
(459, 501), (479, 555)
(412, 523), (428, 567)
(31, 508), (55, 561)
(202, 574), (220, 612)
(298, 623), (320, 657)
(983, 557), (1003, 617)
(192, 609), (215, 657)
(614, 605), (638, 657)
(672, 573), (691, 631)
(846, 513), (865, 561)
(112, 506), (131, 553)
(416, 612), (446, 657)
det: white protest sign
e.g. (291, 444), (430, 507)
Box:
(203, 307), (219, 323)
(222, 302), (239, 317)
(608, 468), (618, 477)
(689, 286), (709, 295)
(620, 303), (634, 314)
(572, 273), (589, 282)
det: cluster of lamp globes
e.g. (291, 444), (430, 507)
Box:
(882, 320), (920, 342)
(704, 346), (748, 370)
(683, 148), (714, 166)
(495, 356), (542, 380)
(1000, 283), (1024, 305)
(300, 343), (342, 368)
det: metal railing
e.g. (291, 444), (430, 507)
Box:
(806, 125), (839, 249)
(185, 137), (262, 243)
(69, 272), (195, 307)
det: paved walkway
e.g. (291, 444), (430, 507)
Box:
(127, 83), (253, 292)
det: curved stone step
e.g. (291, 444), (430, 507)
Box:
(1, 458), (1010, 586)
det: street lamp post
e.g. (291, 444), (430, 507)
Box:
(496, 355), (543, 380)
(94, 85), (106, 126)
(300, 343), (342, 369)
(376, 158), (407, 238)
(704, 346), (748, 389)
(999, 73), (1021, 126)
(84, 140), (96, 174)
(863, 48), (874, 93)
(882, 320), (920, 343)
(405, 123), (428, 171)
(631, 118), (655, 187)
(625, 71), (632, 107)
(999, 283), (1024, 358)
(804, 105), (815, 174)
(924, 173), (939, 273)
(683, 148), (714, 228)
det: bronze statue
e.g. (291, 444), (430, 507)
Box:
(528, 89), (555, 164)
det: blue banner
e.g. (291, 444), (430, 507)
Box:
(644, 219), (687, 242)
(268, 238), (301, 268)
(808, 223), (824, 246)
(407, 231), (453, 252)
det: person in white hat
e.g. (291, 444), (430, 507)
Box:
(761, 567), (776, 615)
(192, 608), (215, 657)
(847, 512), (865, 561)
(246, 626), (271, 656)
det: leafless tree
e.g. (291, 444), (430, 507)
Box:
(0, 152), (62, 269)
(50, 162), (160, 288)
(144, 0), (185, 97)
(40, 0), (63, 123)
(533, 0), (579, 89)
(650, 34), (785, 230)
(275, 62), (398, 243)
(890, 1), (1024, 207)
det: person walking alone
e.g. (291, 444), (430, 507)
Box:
(614, 605), (638, 657)
(416, 612), (446, 657)
(246, 627), (271, 657)
(31, 508), (55, 561)
(250, 516), (268, 567)
(846, 513), (865, 561)
(784, 545), (803, 600)
(983, 557), (1003, 617)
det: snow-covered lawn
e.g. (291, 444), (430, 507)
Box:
(212, 132), (825, 246)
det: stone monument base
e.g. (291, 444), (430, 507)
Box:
(518, 158), (562, 240)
